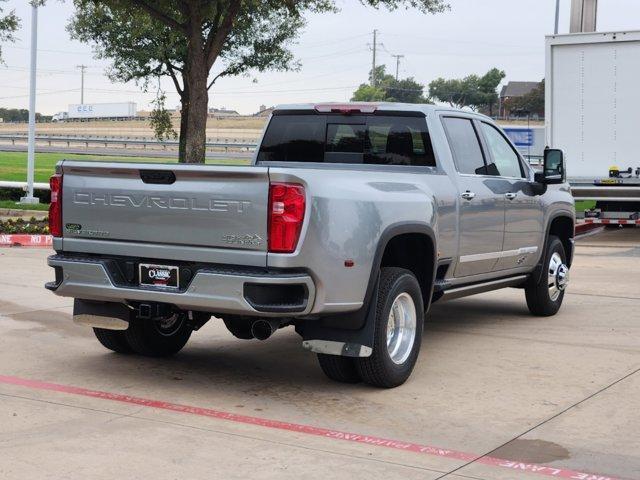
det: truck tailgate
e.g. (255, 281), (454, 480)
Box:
(60, 161), (269, 255)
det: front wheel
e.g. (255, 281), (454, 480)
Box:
(355, 267), (424, 388)
(525, 235), (569, 316)
(124, 313), (192, 357)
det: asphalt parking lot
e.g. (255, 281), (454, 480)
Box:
(0, 228), (638, 480)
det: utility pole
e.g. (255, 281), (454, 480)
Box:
(392, 54), (404, 81)
(20, 3), (39, 205)
(370, 29), (378, 87)
(76, 64), (87, 104)
(554, 0), (561, 34)
(570, 0), (598, 33)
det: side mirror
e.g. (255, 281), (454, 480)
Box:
(534, 148), (565, 185)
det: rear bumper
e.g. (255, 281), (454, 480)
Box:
(46, 255), (315, 317)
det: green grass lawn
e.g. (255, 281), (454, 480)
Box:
(0, 151), (246, 183)
(575, 200), (596, 212)
(0, 200), (49, 211)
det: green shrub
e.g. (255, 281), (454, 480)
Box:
(0, 217), (50, 234)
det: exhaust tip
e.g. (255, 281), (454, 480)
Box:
(251, 319), (277, 341)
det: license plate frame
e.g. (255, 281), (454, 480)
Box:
(139, 263), (180, 289)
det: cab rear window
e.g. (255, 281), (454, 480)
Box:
(257, 114), (436, 167)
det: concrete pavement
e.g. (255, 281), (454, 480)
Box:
(0, 228), (638, 480)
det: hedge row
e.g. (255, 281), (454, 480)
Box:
(0, 187), (51, 203)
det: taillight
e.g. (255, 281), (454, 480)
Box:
(268, 182), (305, 253)
(49, 173), (63, 237)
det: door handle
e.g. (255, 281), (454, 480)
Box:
(461, 191), (476, 201)
(505, 192), (518, 200)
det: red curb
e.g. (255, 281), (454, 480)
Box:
(0, 234), (53, 247)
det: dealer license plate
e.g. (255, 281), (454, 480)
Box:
(139, 264), (179, 289)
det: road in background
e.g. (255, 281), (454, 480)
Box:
(0, 144), (253, 160)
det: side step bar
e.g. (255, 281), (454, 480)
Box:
(440, 275), (528, 301)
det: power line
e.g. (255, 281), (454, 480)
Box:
(297, 32), (371, 49)
(299, 47), (369, 61)
(0, 88), (80, 100)
(3, 45), (92, 55)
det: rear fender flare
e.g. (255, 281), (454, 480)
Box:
(301, 223), (437, 352)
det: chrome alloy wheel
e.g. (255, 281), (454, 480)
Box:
(386, 292), (417, 365)
(548, 252), (569, 301)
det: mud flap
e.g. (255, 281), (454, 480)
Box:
(300, 279), (379, 358)
(73, 299), (131, 331)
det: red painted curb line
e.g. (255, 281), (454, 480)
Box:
(575, 223), (603, 236)
(0, 375), (621, 480)
(0, 234), (52, 247)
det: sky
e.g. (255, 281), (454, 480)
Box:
(1, 0), (640, 115)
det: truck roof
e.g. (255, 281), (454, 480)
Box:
(272, 102), (485, 118)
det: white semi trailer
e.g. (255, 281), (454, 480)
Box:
(546, 30), (640, 225)
(68, 102), (137, 120)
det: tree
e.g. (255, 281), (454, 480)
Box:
(351, 65), (430, 103)
(352, 84), (387, 102)
(476, 67), (505, 116)
(429, 68), (505, 113)
(68, 1), (448, 164)
(0, 0), (19, 63)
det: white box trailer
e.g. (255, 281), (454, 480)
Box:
(546, 31), (640, 224)
(68, 102), (137, 120)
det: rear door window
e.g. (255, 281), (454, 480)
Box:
(365, 116), (435, 166)
(442, 117), (487, 175)
(257, 114), (436, 167)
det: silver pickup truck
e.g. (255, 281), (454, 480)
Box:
(46, 103), (575, 388)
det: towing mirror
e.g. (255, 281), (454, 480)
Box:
(535, 148), (565, 185)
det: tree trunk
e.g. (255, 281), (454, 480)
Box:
(182, 15), (208, 164)
(178, 81), (189, 162)
(183, 68), (208, 164)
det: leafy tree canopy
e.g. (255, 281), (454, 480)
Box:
(352, 65), (430, 103)
(428, 68), (505, 112)
(0, 108), (48, 122)
(67, 0), (448, 163)
(0, 0), (19, 63)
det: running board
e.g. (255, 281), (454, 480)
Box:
(440, 275), (528, 301)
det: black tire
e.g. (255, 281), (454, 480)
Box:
(93, 328), (133, 354)
(124, 313), (192, 357)
(525, 235), (568, 316)
(317, 354), (361, 383)
(222, 315), (255, 340)
(355, 268), (424, 388)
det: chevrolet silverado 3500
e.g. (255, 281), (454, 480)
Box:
(46, 103), (575, 388)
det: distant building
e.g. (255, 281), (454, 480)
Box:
(208, 107), (240, 117)
(499, 81), (542, 119)
(254, 105), (274, 117)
